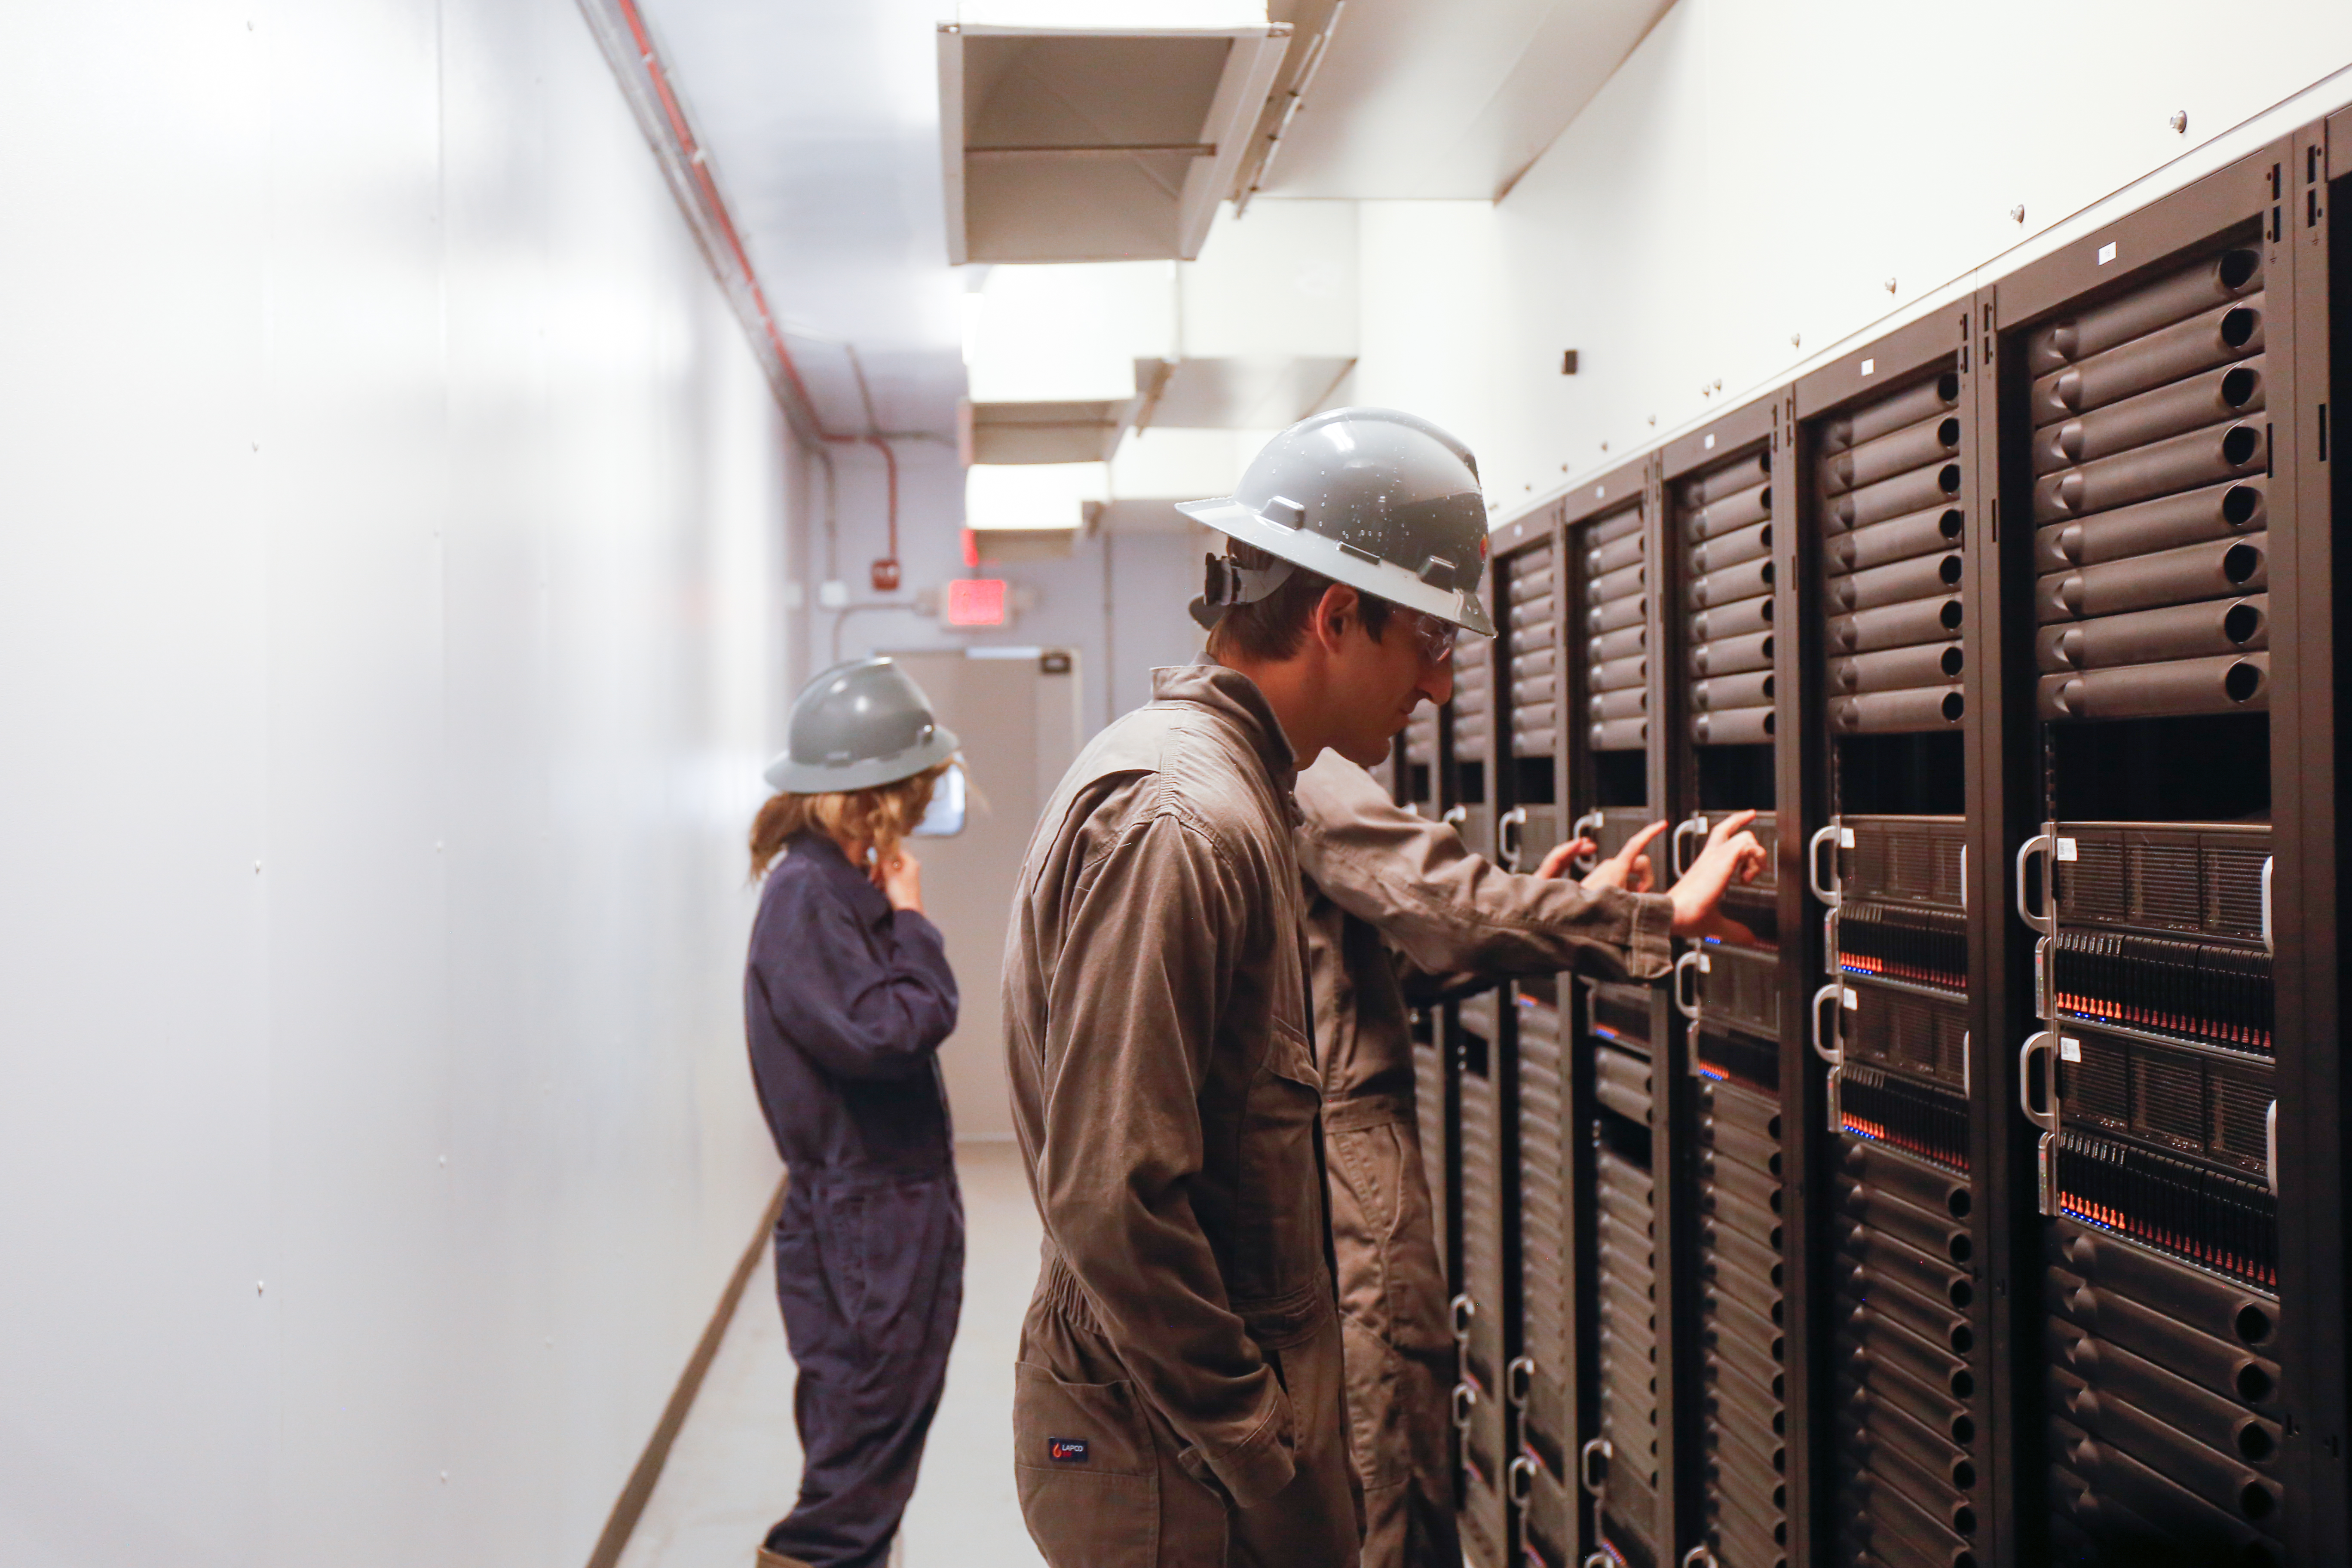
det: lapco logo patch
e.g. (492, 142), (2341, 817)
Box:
(1046, 1437), (1090, 1465)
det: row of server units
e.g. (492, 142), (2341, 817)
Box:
(1391, 120), (2349, 1568)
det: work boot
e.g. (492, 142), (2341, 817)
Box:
(754, 1550), (813, 1568)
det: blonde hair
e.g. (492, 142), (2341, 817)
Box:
(748, 762), (949, 879)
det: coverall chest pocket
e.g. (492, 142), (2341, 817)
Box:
(1236, 1019), (1325, 1298)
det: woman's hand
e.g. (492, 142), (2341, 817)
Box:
(1582, 819), (1669, 893)
(874, 847), (925, 914)
(1666, 809), (1767, 941)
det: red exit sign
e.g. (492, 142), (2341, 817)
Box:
(945, 577), (1008, 627)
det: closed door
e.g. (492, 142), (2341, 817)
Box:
(887, 648), (1082, 1140)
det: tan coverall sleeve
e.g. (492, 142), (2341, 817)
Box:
(1033, 808), (1298, 1507)
(1295, 757), (1675, 985)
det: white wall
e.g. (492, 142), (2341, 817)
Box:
(1341, 0), (2352, 519)
(0, 4), (793, 1565)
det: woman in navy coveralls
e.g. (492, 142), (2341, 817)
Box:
(744, 658), (965, 1568)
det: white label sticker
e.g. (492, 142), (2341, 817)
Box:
(1704, 433), (1717, 450)
(2056, 837), (2078, 861)
(1843, 987), (1859, 1010)
(2098, 241), (2118, 265)
(1595, 485), (1605, 499)
(1839, 827), (1856, 848)
(2060, 1036), (2083, 1062)
(1860, 358), (1876, 376)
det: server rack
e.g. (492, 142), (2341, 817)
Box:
(1450, 606), (1519, 1568)
(1491, 506), (1577, 1568)
(1795, 312), (1996, 1568)
(1665, 401), (1798, 1568)
(1988, 141), (2332, 1568)
(1449, 106), (2345, 1568)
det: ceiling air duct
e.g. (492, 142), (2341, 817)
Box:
(938, 15), (1290, 264)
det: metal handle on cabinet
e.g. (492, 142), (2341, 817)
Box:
(2018, 1032), (2061, 1134)
(2262, 855), (2274, 955)
(1673, 949), (1704, 1020)
(1682, 1550), (1722, 1568)
(2015, 833), (2055, 935)
(1672, 815), (1708, 877)
(1571, 809), (1603, 873)
(1499, 805), (1528, 870)
(1449, 1292), (1475, 1341)
(1584, 1557), (1613, 1568)
(1811, 983), (1845, 1066)
(1507, 1453), (1536, 1505)
(1452, 1381), (1477, 1430)
(1442, 805), (1467, 832)
(1506, 1355), (1534, 1407)
(1578, 1436), (1611, 1496)
(2267, 1099), (2279, 1197)
(1807, 823), (1841, 907)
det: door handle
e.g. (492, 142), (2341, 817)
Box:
(1673, 949), (1705, 1021)
(2261, 855), (2274, 954)
(1807, 823), (1841, 907)
(1811, 983), (1845, 1066)
(1672, 814), (1709, 876)
(2015, 833), (2056, 935)
(1507, 1453), (1536, 1505)
(1452, 1381), (1478, 1430)
(1449, 1292), (1476, 1341)
(2267, 1099), (2279, 1197)
(1499, 805), (1528, 870)
(1442, 804), (1467, 832)
(1578, 1436), (1611, 1496)
(1682, 1550), (1722, 1568)
(1571, 809), (1604, 873)
(1506, 1355), (1534, 1407)
(2019, 1032), (2061, 1133)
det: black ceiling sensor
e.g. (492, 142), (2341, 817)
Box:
(1562, 349), (1580, 375)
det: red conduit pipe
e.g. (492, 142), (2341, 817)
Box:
(614, 0), (902, 589)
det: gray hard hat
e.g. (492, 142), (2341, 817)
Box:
(1176, 406), (1495, 638)
(763, 657), (959, 794)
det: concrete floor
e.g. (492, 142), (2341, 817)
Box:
(619, 1141), (1046, 1568)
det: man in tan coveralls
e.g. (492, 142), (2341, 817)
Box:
(1295, 756), (1763, 1568)
(1004, 408), (1507, 1568)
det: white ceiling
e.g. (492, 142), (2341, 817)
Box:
(1254, 0), (1676, 199)
(637, 0), (1674, 441)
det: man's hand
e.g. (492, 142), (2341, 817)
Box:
(1666, 809), (1767, 942)
(1535, 837), (1597, 881)
(875, 846), (925, 914)
(1582, 819), (1668, 893)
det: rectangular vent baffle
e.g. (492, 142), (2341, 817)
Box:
(1514, 987), (1573, 1567)
(1695, 1078), (1791, 1568)
(2028, 247), (2271, 721)
(1819, 373), (1969, 733)
(1454, 630), (1495, 857)
(1456, 987), (1512, 1567)
(1584, 502), (1651, 753)
(1504, 542), (1562, 870)
(1680, 452), (1776, 746)
(1594, 1135), (1663, 1566)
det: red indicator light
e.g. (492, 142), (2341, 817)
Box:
(946, 578), (1008, 627)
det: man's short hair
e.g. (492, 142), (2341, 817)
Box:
(1204, 542), (1396, 663)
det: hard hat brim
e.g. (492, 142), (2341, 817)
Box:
(762, 725), (962, 796)
(1175, 496), (1497, 638)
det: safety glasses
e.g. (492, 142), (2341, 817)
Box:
(1405, 609), (1457, 666)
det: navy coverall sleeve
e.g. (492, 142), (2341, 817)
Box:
(754, 892), (959, 1081)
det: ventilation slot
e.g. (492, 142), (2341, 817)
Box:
(1819, 369), (1966, 733)
(1517, 991), (1572, 1483)
(1582, 502), (1651, 751)
(1454, 989), (1509, 1553)
(1697, 1081), (1791, 1568)
(2029, 248), (2270, 720)
(1596, 1139), (1663, 1557)
(1680, 450), (1778, 745)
